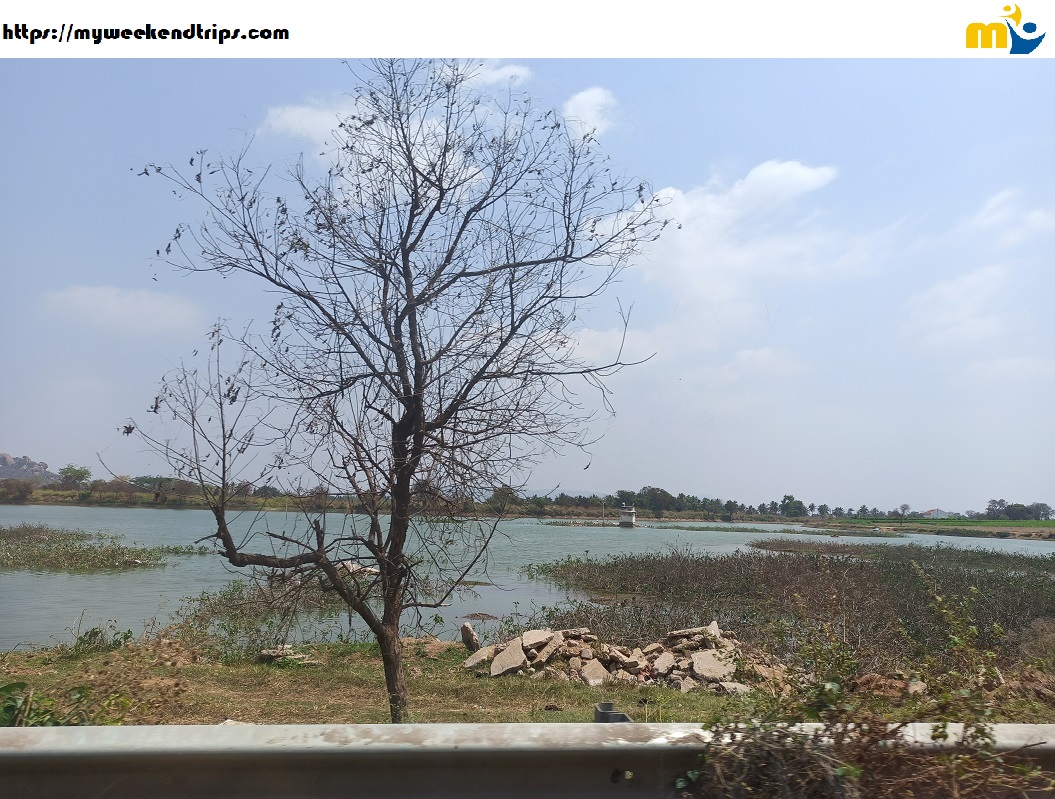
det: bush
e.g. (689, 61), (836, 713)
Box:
(0, 681), (125, 726)
(0, 478), (34, 503)
(53, 620), (134, 660)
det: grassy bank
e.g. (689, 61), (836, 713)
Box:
(0, 524), (210, 572)
(0, 635), (738, 725)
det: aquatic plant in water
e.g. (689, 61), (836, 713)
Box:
(0, 523), (210, 572)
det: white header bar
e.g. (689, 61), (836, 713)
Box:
(2, 1), (1052, 58)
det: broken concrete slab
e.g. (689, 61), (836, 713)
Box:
(652, 651), (675, 676)
(581, 658), (611, 687)
(691, 650), (735, 682)
(490, 638), (528, 676)
(530, 631), (564, 666)
(462, 644), (497, 669)
(521, 629), (554, 651)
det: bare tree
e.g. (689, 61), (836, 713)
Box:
(134, 59), (666, 722)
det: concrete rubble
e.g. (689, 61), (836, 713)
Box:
(489, 637), (529, 677)
(460, 622), (481, 652)
(257, 644), (322, 666)
(462, 622), (787, 695)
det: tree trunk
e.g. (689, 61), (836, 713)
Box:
(378, 624), (408, 723)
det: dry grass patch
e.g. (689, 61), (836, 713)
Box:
(3, 636), (739, 725)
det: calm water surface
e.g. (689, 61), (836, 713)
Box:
(2, 505), (1053, 650)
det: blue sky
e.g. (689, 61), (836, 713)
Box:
(1, 58), (1053, 513)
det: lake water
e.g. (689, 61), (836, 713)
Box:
(3, 505), (1054, 650)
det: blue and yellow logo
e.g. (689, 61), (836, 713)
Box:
(966, 4), (1045, 53)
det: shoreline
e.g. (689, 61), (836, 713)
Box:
(3, 499), (1052, 541)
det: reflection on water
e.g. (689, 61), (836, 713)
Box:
(2, 504), (1053, 650)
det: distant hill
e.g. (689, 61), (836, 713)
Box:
(0, 452), (59, 484)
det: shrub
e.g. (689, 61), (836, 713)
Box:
(53, 620), (134, 660)
(0, 478), (34, 503)
(0, 681), (126, 726)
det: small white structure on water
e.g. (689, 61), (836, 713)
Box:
(618, 504), (636, 528)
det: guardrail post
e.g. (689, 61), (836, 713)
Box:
(594, 701), (634, 723)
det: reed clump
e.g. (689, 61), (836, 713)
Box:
(526, 542), (1055, 676)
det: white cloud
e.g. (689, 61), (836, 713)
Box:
(1021, 207), (1055, 238)
(970, 190), (1018, 230)
(258, 62), (535, 163)
(474, 61), (532, 86)
(570, 160), (885, 368)
(41, 286), (204, 336)
(562, 87), (619, 137)
(258, 94), (357, 151)
(642, 160), (860, 306)
(903, 266), (1006, 351)
(966, 190), (1055, 245)
(258, 62), (532, 153)
(727, 160), (837, 216)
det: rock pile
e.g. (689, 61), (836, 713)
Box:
(463, 622), (779, 695)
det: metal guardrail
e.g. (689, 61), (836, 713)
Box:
(3, 723), (1055, 798)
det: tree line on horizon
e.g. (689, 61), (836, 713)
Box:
(519, 487), (1053, 522)
(1, 466), (1051, 522)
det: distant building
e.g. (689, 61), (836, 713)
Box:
(920, 508), (950, 519)
(618, 504), (636, 528)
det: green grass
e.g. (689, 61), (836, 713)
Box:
(0, 523), (211, 572)
(638, 524), (911, 540)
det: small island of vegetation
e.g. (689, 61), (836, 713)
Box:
(0, 523), (210, 572)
